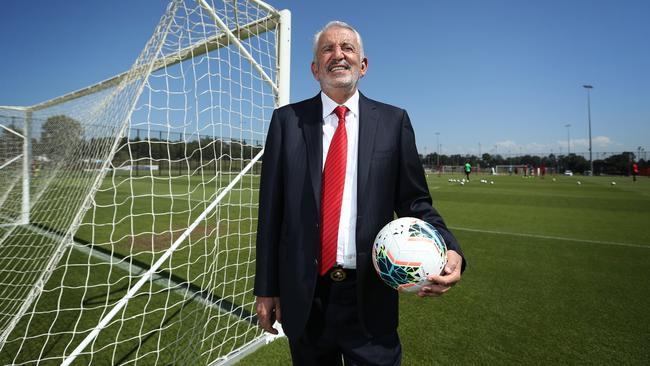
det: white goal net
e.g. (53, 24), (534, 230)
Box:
(0, 0), (289, 364)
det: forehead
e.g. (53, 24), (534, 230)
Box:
(318, 26), (359, 47)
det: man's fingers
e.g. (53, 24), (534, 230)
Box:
(426, 274), (455, 286)
(264, 324), (279, 335)
(255, 305), (271, 332)
(256, 297), (279, 335)
(256, 309), (274, 333)
(444, 250), (462, 274)
(444, 258), (457, 274)
(428, 250), (462, 283)
(258, 311), (278, 334)
(417, 283), (451, 297)
(420, 251), (463, 298)
(274, 298), (282, 324)
(444, 263), (456, 275)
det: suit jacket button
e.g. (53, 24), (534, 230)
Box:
(314, 259), (318, 266)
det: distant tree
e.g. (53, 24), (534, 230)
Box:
(541, 154), (558, 171)
(602, 152), (634, 175)
(41, 115), (83, 162)
(420, 153), (438, 168)
(481, 153), (493, 167)
(561, 154), (589, 173)
(519, 154), (541, 167)
(0, 124), (24, 158)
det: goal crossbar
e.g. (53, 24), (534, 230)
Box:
(28, 12), (282, 113)
(198, 0), (278, 95)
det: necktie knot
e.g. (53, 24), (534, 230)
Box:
(334, 106), (348, 125)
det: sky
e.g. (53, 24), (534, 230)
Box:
(1, 0), (648, 157)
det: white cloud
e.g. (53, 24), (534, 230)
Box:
(526, 142), (550, 152)
(495, 140), (517, 149)
(570, 136), (613, 149)
(493, 140), (555, 154)
(434, 136), (617, 155)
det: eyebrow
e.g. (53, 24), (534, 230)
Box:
(320, 41), (356, 51)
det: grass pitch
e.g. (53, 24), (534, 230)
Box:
(0, 173), (263, 365)
(240, 174), (650, 365)
(2, 173), (648, 365)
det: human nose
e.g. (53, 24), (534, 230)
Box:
(332, 45), (344, 59)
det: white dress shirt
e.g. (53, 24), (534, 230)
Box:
(320, 91), (359, 269)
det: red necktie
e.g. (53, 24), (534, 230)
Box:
(320, 105), (348, 276)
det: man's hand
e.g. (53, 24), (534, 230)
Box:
(256, 296), (282, 334)
(417, 250), (463, 298)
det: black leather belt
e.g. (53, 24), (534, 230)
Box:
(325, 266), (356, 282)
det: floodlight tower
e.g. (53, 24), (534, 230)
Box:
(565, 123), (571, 155)
(583, 84), (594, 174)
(435, 132), (440, 168)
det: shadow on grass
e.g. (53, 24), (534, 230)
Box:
(18, 222), (260, 364)
(112, 296), (192, 365)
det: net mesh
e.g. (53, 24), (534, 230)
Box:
(0, 0), (282, 364)
(0, 111), (27, 226)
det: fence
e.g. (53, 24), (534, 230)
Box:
(420, 150), (649, 176)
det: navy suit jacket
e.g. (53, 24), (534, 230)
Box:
(254, 92), (464, 339)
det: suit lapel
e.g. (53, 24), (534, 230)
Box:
(357, 93), (379, 216)
(302, 92), (378, 230)
(302, 94), (324, 214)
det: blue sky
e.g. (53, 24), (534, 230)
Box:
(1, 0), (648, 156)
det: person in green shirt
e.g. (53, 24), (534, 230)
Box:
(464, 162), (471, 181)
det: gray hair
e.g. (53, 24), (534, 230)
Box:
(312, 21), (365, 63)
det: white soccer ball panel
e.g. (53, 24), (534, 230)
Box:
(372, 217), (448, 293)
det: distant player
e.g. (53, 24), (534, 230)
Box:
(632, 162), (639, 182)
(464, 161), (471, 181)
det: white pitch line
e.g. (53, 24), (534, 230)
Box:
(449, 226), (649, 249)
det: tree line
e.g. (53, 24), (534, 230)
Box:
(1, 115), (263, 169)
(420, 152), (647, 176)
(2, 114), (645, 176)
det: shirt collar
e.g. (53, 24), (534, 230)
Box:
(320, 90), (360, 120)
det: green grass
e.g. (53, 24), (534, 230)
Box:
(1, 246), (260, 365)
(0, 172), (263, 365)
(239, 174), (650, 365)
(2, 173), (648, 365)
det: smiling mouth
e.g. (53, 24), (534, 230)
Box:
(328, 64), (350, 72)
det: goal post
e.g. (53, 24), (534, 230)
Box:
(0, 0), (290, 365)
(0, 107), (31, 227)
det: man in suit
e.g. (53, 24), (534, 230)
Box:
(254, 20), (465, 365)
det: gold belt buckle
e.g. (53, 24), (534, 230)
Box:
(329, 267), (346, 282)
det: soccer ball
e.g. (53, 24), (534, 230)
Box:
(372, 217), (447, 293)
(611, 181), (617, 185)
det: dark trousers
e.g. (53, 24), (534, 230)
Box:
(288, 274), (401, 366)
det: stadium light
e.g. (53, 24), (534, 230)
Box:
(435, 132), (440, 168)
(583, 84), (594, 174)
(565, 123), (571, 155)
